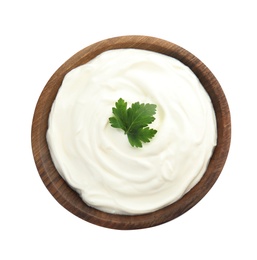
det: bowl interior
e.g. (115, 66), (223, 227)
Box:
(31, 35), (231, 230)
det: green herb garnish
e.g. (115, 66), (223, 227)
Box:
(109, 98), (157, 148)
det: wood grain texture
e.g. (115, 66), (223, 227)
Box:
(31, 35), (231, 230)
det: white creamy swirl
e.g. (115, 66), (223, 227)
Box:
(47, 49), (217, 215)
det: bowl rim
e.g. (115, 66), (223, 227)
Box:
(31, 35), (231, 230)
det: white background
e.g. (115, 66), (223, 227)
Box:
(1, 0), (256, 259)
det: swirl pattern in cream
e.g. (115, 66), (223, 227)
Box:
(47, 49), (217, 215)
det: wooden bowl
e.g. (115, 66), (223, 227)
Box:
(31, 35), (231, 230)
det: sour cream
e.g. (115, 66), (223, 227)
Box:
(47, 49), (217, 215)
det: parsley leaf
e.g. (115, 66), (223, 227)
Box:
(109, 98), (157, 148)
